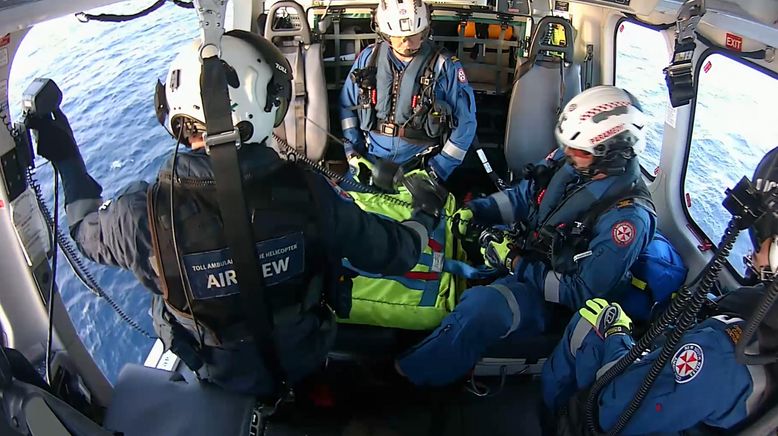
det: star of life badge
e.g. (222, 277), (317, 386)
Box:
(457, 68), (467, 84)
(611, 221), (635, 246)
(671, 343), (704, 384)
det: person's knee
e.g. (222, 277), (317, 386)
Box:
(459, 285), (516, 337)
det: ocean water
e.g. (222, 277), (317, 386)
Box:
(8, 1), (199, 382)
(7, 6), (778, 382)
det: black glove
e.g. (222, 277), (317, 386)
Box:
(372, 158), (404, 192)
(26, 109), (80, 164)
(403, 173), (448, 219)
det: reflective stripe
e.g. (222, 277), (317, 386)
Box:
(490, 191), (515, 224)
(402, 220), (429, 255)
(569, 317), (592, 357)
(441, 140), (467, 162)
(435, 54), (446, 77)
(544, 271), (561, 303)
(596, 358), (619, 380)
(489, 284), (521, 338)
(341, 117), (358, 131)
(745, 341), (769, 416)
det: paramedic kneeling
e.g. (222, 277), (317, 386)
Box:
(396, 86), (658, 386)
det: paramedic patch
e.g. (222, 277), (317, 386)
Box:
(183, 232), (305, 299)
(457, 68), (467, 84)
(611, 221), (635, 246)
(671, 343), (704, 384)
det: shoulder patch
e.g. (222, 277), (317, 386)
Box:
(725, 325), (743, 345)
(611, 221), (636, 246)
(457, 67), (467, 84)
(672, 343), (704, 384)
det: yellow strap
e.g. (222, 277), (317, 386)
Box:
(631, 276), (648, 291)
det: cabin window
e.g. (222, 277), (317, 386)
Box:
(614, 20), (669, 178)
(683, 53), (778, 274)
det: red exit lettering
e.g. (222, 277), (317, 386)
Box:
(725, 33), (743, 52)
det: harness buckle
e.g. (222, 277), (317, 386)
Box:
(203, 128), (242, 154)
(380, 123), (398, 136)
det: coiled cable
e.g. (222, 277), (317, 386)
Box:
(26, 167), (155, 340)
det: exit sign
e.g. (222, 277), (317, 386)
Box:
(725, 33), (743, 52)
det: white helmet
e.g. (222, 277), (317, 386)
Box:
(374, 0), (430, 38)
(155, 30), (292, 147)
(555, 85), (647, 159)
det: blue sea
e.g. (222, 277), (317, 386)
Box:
(7, 4), (778, 382)
(8, 1), (199, 382)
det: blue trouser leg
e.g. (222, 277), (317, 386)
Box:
(541, 313), (604, 411)
(397, 276), (547, 386)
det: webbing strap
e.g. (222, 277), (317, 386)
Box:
(200, 56), (287, 394)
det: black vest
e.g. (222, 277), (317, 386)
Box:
(147, 149), (336, 395)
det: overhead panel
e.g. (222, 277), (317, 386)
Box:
(568, 0), (661, 16)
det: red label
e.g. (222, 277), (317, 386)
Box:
(619, 24), (625, 33)
(0, 199), (4, 208)
(685, 193), (692, 208)
(0, 34), (9, 48)
(654, 167), (660, 176)
(703, 61), (712, 74)
(725, 33), (743, 52)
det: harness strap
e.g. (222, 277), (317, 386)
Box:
(292, 44), (307, 156)
(200, 55), (287, 394)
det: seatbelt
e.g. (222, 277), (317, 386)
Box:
(663, 0), (705, 107)
(192, 0), (286, 396)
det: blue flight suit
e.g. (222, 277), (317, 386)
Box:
(58, 146), (432, 298)
(542, 309), (771, 434)
(339, 43), (477, 181)
(397, 152), (656, 385)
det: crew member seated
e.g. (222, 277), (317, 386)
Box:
(544, 147), (778, 434)
(396, 86), (657, 386)
(339, 0), (477, 182)
(27, 31), (447, 396)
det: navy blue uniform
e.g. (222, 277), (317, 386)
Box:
(397, 152), (656, 385)
(339, 43), (477, 180)
(59, 146), (430, 297)
(542, 310), (772, 434)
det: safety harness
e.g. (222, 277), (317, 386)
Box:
(351, 41), (450, 146)
(512, 157), (656, 275)
(147, 157), (337, 395)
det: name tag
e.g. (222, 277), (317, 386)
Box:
(183, 232), (305, 300)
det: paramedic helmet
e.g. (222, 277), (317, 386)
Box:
(555, 85), (647, 175)
(747, 146), (778, 281)
(374, 0), (430, 39)
(155, 30), (292, 147)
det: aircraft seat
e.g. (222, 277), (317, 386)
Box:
(504, 16), (582, 177)
(264, 1), (330, 162)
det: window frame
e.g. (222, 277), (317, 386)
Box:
(680, 47), (778, 283)
(611, 16), (672, 182)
